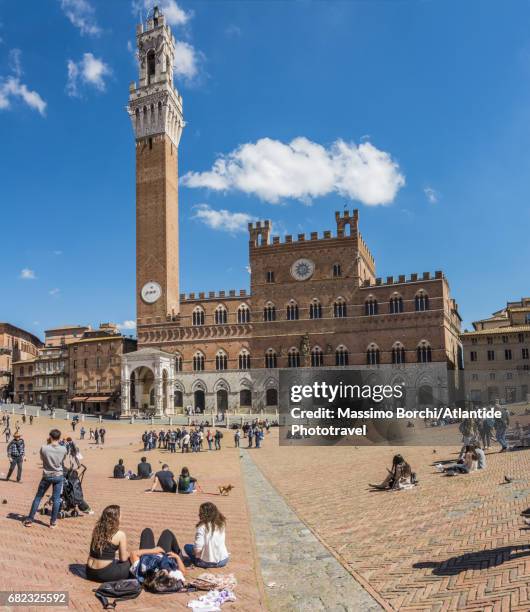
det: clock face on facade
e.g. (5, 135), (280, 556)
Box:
(290, 258), (315, 281)
(141, 281), (162, 304)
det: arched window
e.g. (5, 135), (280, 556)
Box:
(147, 50), (156, 82)
(365, 297), (378, 316)
(265, 349), (277, 369)
(237, 304), (250, 324)
(332, 263), (342, 278)
(417, 341), (432, 363)
(238, 350), (251, 370)
(214, 305), (228, 325)
(389, 294), (404, 314)
(309, 299), (322, 319)
(175, 353), (183, 372)
(240, 389), (252, 406)
(286, 300), (299, 321)
(192, 307), (205, 326)
(216, 351), (228, 371)
(266, 388), (278, 406)
(174, 390), (183, 407)
(391, 342), (406, 364)
(415, 291), (429, 312)
(263, 302), (276, 322)
(366, 344), (380, 365)
(334, 297), (347, 318)
(311, 346), (324, 367)
(193, 352), (205, 371)
(288, 348), (300, 368)
(335, 345), (349, 366)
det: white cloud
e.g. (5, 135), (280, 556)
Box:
(117, 320), (136, 330)
(132, 0), (191, 26)
(20, 268), (36, 280)
(0, 49), (46, 115)
(174, 41), (200, 81)
(182, 137), (405, 206)
(225, 24), (242, 38)
(49, 288), (60, 296)
(60, 0), (101, 37)
(66, 53), (111, 97)
(193, 204), (254, 233)
(53, 250), (63, 256)
(424, 186), (439, 204)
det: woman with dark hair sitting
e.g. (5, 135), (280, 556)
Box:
(177, 466), (199, 494)
(369, 454), (415, 490)
(86, 505), (159, 582)
(183, 502), (229, 568)
(129, 528), (186, 591)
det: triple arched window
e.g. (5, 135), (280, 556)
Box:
(215, 305), (228, 325)
(216, 351), (228, 371)
(391, 342), (406, 364)
(335, 345), (349, 366)
(192, 307), (205, 326)
(365, 298), (378, 316)
(263, 302), (276, 322)
(389, 295), (404, 314)
(286, 300), (299, 321)
(415, 291), (429, 312)
(366, 343), (381, 365)
(417, 341), (432, 363)
(334, 297), (347, 318)
(265, 349), (277, 369)
(237, 304), (250, 323)
(193, 352), (205, 371)
(238, 350), (251, 370)
(288, 348), (301, 368)
(311, 346), (324, 367)
(309, 299), (322, 319)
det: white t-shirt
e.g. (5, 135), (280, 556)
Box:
(194, 525), (229, 563)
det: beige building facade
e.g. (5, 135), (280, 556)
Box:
(1, 323), (42, 401)
(462, 298), (530, 405)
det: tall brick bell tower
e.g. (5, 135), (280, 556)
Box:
(128, 6), (184, 325)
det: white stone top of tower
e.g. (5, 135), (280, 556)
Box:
(127, 5), (184, 147)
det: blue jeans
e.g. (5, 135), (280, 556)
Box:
(496, 428), (507, 449)
(183, 544), (228, 568)
(28, 475), (64, 524)
(179, 482), (195, 494)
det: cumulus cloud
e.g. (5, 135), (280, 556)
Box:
(174, 40), (200, 80)
(182, 137), (405, 206)
(132, 0), (191, 26)
(60, 0), (100, 36)
(20, 268), (36, 280)
(66, 53), (111, 97)
(0, 49), (46, 115)
(424, 186), (439, 204)
(193, 204), (254, 233)
(117, 320), (136, 330)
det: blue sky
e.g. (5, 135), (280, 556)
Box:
(1, 0), (529, 340)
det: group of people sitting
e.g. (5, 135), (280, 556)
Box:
(86, 502), (229, 586)
(436, 443), (486, 475)
(113, 458), (199, 494)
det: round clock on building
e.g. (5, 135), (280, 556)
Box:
(141, 281), (162, 304)
(290, 258), (315, 281)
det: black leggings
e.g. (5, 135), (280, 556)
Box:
(86, 559), (131, 583)
(140, 528), (181, 555)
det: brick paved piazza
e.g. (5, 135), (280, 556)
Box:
(1, 416), (530, 611)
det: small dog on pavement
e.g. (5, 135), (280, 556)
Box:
(218, 484), (235, 496)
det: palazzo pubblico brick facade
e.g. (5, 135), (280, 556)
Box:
(121, 7), (464, 417)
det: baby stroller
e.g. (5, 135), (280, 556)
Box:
(40, 465), (90, 519)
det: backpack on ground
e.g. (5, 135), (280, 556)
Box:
(94, 578), (142, 609)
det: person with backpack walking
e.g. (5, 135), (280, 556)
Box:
(6, 431), (25, 482)
(234, 429), (240, 448)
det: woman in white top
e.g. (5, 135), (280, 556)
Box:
(183, 502), (230, 568)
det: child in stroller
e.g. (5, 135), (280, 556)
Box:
(40, 465), (93, 519)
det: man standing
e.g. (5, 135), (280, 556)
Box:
(99, 427), (106, 444)
(495, 404), (510, 452)
(3, 424), (11, 443)
(24, 429), (67, 528)
(6, 431), (25, 482)
(234, 429), (240, 448)
(214, 429), (223, 451)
